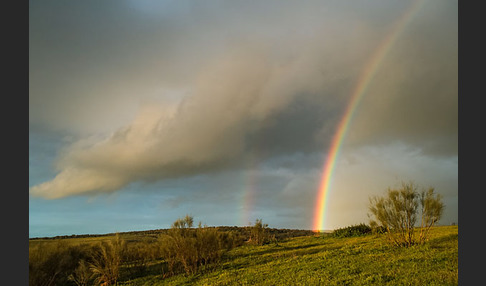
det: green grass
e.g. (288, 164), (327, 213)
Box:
(118, 225), (457, 286)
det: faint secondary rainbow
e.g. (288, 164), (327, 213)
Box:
(240, 148), (264, 227)
(312, 0), (425, 232)
(240, 169), (257, 226)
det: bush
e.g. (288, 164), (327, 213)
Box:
(29, 241), (94, 286)
(249, 219), (269, 245)
(368, 181), (444, 247)
(369, 220), (387, 234)
(89, 234), (126, 285)
(159, 215), (242, 276)
(68, 259), (91, 286)
(331, 223), (372, 238)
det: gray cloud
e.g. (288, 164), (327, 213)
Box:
(345, 0), (458, 157)
(30, 44), (346, 198)
(29, 0), (457, 200)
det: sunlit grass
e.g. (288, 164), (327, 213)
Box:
(120, 225), (457, 285)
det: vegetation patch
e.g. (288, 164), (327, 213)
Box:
(29, 225), (457, 285)
(331, 223), (372, 238)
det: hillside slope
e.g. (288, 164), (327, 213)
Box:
(123, 225), (458, 285)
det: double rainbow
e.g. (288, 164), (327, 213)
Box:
(312, 0), (425, 232)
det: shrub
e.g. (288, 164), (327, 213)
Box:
(29, 241), (92, 286)
(89, 234), (126, 285)
(369, 220), (387, 234)
(418, 188), (445, 243)
(159, 215), (241, 276)
(68, 259), (92, 286)
(368, 181), (445, 247)
(249, 219), (269, 245)
(331, 223), (372, 238)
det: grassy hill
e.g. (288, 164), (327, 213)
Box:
(29, 225), (457, 285)
(123, 225), (457, 285)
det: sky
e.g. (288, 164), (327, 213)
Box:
(29, 0), (458, 238)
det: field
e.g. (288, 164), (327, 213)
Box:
(29, 225), (458, 285)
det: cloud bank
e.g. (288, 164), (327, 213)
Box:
(29, 0), (457, 199)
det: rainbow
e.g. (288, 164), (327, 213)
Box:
(240, 148), (264, 227)
(312, 0), (425, 232)
(241, 169), (257, 226)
